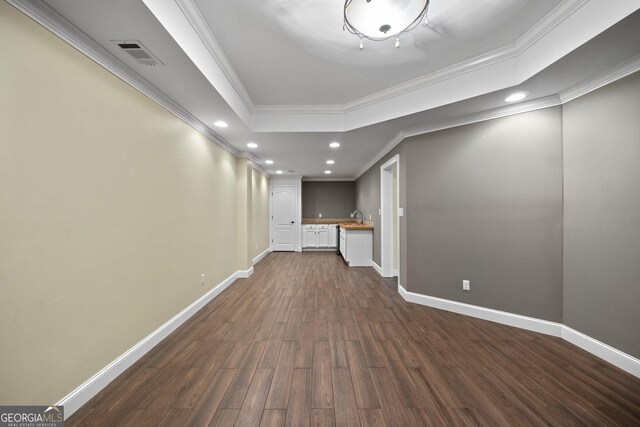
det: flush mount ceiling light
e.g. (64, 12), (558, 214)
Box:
(325, 170), (332, 174)
(326, 160), (335, 165)
(247, 142), (258, 149)
(265, 160), (274, 165)
(213, 120), (228, 128)
(276, 170), (283, 174)
(505, 92), (528, 103)
(344, 0), (430, 50)
(329, 142), (341, 148)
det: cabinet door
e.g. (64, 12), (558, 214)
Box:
(328, 225), (337, 247)
(303, 226), (317, 248)
(317, 227), (329, 247)
(340, 229), (348, 262)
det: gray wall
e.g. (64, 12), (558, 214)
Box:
(302, 181), (355, 218)
(356, 145), (407, 285)
(563, 71), (640, 358)
(404, 107), (564, 322)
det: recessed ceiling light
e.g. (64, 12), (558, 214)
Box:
(247, 142), (258, 149)
(276, 170), (283, 174)
(214, 120), (228, 128)
(326, 160), (335, 165)
(505, 92), (527, 103)
(324, 170), (332, 174)
(265, 160), (274, 165)
(329, 142), (340, 148)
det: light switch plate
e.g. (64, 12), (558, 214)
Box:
(398, 208), (404, 217)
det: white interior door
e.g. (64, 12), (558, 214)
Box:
(272, 185), (296, 251)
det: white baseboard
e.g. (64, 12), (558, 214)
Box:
(398, 285), (562, 337)
(252, 248), (271, 265)
(397, 284), (640, 378)
(237, 266), (254, 278)
(57, 270), (239, 418)
(371, 261), (383, 276)
(561, 326), (640, 378)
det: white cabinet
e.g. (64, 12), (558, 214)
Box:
(340, 227), (372, 267)
(316, 225), (329, 247)
(329, 225), (337, 248)
(303, 224), (337, 248)
(303, 225), (317, 248)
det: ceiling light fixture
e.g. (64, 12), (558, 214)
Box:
(325, 170), (332, 174)
(505, 92), (527, 103)
(265, 160), (274, 165)
(329, 142), (341, 148)
(326, 160), (335, 165)
(276, 170), (283, 174)
(344, 0), (430, 50)
(247, 142), (258, 149)
(213, 120), (228, 128)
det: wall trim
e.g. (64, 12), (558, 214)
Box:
(252, 248), (271, 265)
(561, 326), (640, 378)
(174, 0), (255, 114)
(237, 266), (254, 278)
(8, 0), (239, 158)
(246, 0), (589, 117)
(57, 270), (240, 418)
(371, 261), (383, 276)
(559, 53), (640, 104)
(355, 52), (640, 180)
(354, 95), (561, 179)
(397, 284), (640, 378)
(398, 285), (562, 337)
(302, 178), (355, 182)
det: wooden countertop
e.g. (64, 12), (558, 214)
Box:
(339, 223), (374, 230)
(302, 218), (357, 225)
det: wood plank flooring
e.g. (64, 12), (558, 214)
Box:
(68, 252), (640, 426)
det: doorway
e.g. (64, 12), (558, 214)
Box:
(380, 155), (400, 278)
(271, 184), (297, 251)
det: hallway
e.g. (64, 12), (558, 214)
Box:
(68, 252), (640, 426)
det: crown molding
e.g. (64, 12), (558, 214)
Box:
(355, 51), (640, 180)
(8, 0), (240, 157)
(354, 95), (562, 179)
(174, 0), (255, 113)
(302, 177), (355, 182)
(238, 152), (270, 177)
(559, 53), (640, 104)
(253, 104), (344, 116)
(250, 0), (589, 118)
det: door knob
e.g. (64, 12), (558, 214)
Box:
(291, 221), (294, 224)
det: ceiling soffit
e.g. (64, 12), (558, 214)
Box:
(142, 0), (640, 132)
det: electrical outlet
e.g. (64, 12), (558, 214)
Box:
(463, 280), (470, 291)
(319, 213), (322, 218)
(369, 214), (372, 221)
(201, 274), (206, 286)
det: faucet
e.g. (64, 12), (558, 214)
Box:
(351, 210), (363, 224)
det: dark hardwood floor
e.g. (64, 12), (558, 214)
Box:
(68, 252), (640, 426)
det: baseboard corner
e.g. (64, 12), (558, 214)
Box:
(371, 261), (383, 275)
(398, 285), (640, 379)
(238, 266), (254, 278)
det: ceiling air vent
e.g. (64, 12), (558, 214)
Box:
(111, 40), (164, 66)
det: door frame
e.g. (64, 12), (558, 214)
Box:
(270, 177), (302, 252)
(380, 155), (400, 278)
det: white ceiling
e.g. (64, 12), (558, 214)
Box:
(194, 0), (561, 105)
(18, 0), (640, 178)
